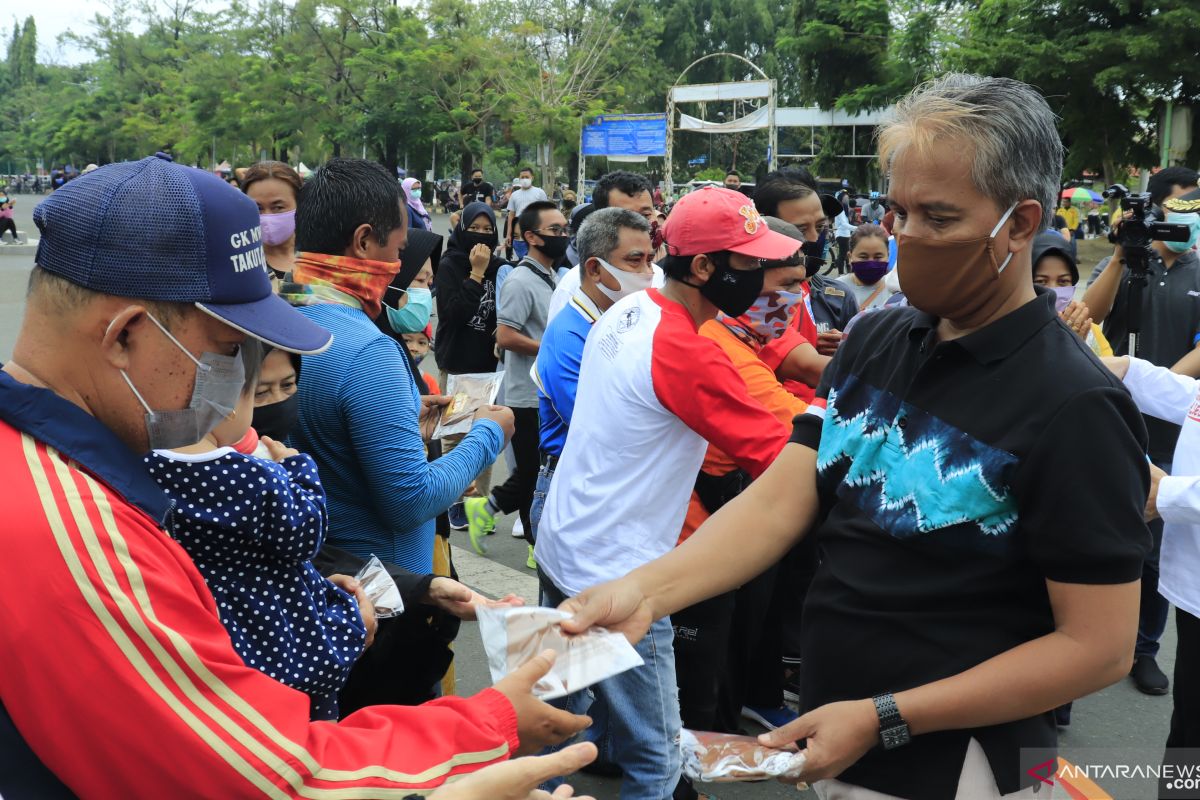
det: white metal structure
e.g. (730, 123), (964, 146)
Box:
(664, 53), (893, 194)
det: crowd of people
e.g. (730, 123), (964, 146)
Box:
(1, 72), (1199, 800)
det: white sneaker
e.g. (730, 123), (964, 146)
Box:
(511, 517), (525, 538)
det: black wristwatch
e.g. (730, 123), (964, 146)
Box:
(872, 692), (911, 750)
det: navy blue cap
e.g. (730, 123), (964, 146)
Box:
(33, 156), (331, 355)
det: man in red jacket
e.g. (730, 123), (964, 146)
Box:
(0, 156), (589, 799)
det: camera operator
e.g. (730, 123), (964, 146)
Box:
(1083, 185), (1200, 697)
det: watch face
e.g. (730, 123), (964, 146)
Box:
(881, 725), (911, 750)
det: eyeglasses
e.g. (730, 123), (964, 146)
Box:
(534, 225), (569, 236)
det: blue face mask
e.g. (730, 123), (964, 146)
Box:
(385, 287), (433, 333)
(1165, 211), (1200, 254)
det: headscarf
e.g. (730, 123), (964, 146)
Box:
(447, 202), (499, 254)
(403, 178), (432, 227)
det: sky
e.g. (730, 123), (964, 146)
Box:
(9, 1), (144, 65)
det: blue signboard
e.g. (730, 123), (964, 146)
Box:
(582, 113), (668, 157)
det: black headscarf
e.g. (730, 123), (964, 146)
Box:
(448, 202), (499, 254)
(374, 227), (444, 387)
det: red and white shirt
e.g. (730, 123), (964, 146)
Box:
(535, 289), (790, 596)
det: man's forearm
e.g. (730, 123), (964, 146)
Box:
(497, 326), (540, 356)
(1082, 249), (1124, 323)
(896, 581), (1138, 737)
(777, 343), (830, 388)
(633, 444), (818, 620)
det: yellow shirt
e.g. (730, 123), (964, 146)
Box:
(1088, 323), (1113, 357)
(1058, 206), (1081, 231)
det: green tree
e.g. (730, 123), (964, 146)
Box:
(954, 0), (1200, 182)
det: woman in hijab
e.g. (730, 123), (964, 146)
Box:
(433, 201), (505, 509)
(375, 227), (444, 395)
(402, 177), (432, 230)
(433, 202), (504, 379)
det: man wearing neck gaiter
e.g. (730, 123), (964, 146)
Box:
(282, 158), (515, 578)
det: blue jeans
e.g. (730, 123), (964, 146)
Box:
(539, 574), (683, 799)
(529, 463), (554, 542)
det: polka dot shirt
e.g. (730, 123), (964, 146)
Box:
(145, 447), (366, 720)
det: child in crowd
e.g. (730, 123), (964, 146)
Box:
(835, 223), (894, 312)
(144, 339), (373, 721)
(1031, 230), (1112, 357)
(403, 325), (440, 395)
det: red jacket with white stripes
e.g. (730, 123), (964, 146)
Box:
(0, 372), (518, 799)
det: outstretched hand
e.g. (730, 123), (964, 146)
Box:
(425, 576), (523, 621)
(556, 577), (654, 645)
(493, 650), (592, 755)
(426, 742), (598, 800)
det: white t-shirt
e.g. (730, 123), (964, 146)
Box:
(833, 212), (854, 238)
(506, 186), (550, 220)
(535, 289), (788, 596)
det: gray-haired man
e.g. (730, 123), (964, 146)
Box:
(559, 74), (1154, 799)
(530, 207), (655, 539)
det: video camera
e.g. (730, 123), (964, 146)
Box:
(1102, 183), (1194, 357)
(1103, 183), (1191, 253)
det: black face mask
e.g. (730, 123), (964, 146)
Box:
(801, 232), (828, 278)
(253, 393), (299, 442)
(472, 177), (483, 185)
(460, 229), (497, 253)
(535, 235), (570, 261)
(692, 253), (765, 317)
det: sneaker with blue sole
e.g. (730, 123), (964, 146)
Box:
(741, 705), (799, 731)
(448, 501), (467, 531)
(463, 496), (496, 554)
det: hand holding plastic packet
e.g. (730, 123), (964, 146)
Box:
(352, 556), (404, 619)
(679, 729), (807, 784)
(435, 372), (505, 439)
(476, 605), (644, 700)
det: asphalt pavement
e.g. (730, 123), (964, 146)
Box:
(0, 197), (1176, 799)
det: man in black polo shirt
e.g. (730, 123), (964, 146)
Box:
(1082, 178), (1200, 697)
(559, 74), (1152, 800)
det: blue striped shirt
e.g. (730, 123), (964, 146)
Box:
(293, 303), (504, 573)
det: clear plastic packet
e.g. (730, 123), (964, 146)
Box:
(434, 372), (505, 439)
(476, 605), (644, 700)
(678, 729), (807, 784)
(353, 555), (405, 619)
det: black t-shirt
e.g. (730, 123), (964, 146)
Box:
(1088, 249), (1200, 462)
(789, 292), (1151, 800)
(461, 181), (494, 206)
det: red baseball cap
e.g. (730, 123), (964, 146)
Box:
(662, 187), (801, 260)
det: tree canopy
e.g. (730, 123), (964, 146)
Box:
(1, 0), (1194, 187)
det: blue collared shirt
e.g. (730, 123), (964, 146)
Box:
(532, 292), (601, 457)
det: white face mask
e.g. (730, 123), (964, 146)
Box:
(518, 178), (533, 190)
(593, 257), (653, 303)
